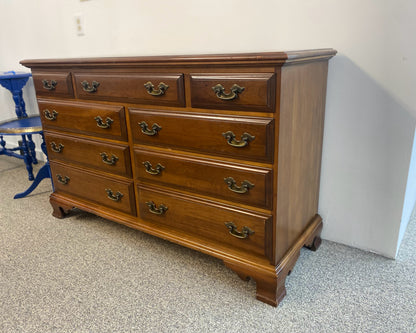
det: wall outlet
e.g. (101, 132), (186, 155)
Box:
(74, 13), (85, 36)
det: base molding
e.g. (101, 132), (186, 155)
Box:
(225, 214), (323, 306)
(50, 194), (74, 218)
(48, 192), (323, 307)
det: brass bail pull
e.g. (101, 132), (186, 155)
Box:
(105, 189), (123, 202)
(100, 152), (119, 165)
(43, 109), (58, 121)
(224, 222), (254, 239)
(143, 161), (165, 175)
(224, 177), (254, 194)
(222, 131), (255, 148)
(95, 116), (114, 129)
(81, 80), (100, 93)
(139, 121), (162, 136)
(50, 142), (64, 153)
(212, 83), (245, 101)
(56, 174), (70, 185)
(42, 79), (57, 90)
(144, 81), (169, 96)
(146, 201), (168, 215)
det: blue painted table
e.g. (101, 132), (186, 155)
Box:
(0, 71), (51, 198)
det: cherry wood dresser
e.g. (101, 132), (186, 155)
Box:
(21, 49), (336, 306)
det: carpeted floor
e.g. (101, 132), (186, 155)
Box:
(1, 155), (415, 333)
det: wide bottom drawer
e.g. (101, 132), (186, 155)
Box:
(137, 184), (273, 260)
(50, 161), (136, 216)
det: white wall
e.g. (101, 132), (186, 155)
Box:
(398, 128), (416, 256)
(1, 0), (415, 258)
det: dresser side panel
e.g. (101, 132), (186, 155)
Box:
(275, 60), (329, 262)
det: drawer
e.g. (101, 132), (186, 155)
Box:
(134, 148), (273, 209)
(190, 73), (275, 112)
(137, 185), (273, 259)
(129, 109), (274, 162)
(73, 72), (185, 106)
(32, 71), (74, 98)
(44, 131), (132, 178)
(50, 161), (136, 216)
(38, 99), (127, 141)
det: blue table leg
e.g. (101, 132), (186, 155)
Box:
(26, 134), (38, 164)
(20, 135), (34, 181)
(14, 162), (51, 199)
(14, 133), (51, 199)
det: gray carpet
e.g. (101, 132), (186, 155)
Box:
(1, 155), (415, 333)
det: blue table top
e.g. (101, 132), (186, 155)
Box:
(0, 116), (42, 134)
(0, 71), (32, 80)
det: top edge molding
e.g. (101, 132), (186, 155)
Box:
(21, 49), (337, 68)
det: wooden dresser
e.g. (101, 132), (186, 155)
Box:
(21, 50), (336, 306)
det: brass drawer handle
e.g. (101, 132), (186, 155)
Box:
(222, 131), (255, 148)
(100, 152), (119, 165)
(146, 201), (168, 215)
(95, 116), (114, 129)
(42, 79), (57, 91)
(224, 177), (254, 194)
(212, 84), (245, 101)
(105, 189), (123, 202)
(143, 161), (165, 175)
(43, 109), (58, 121)
(144, 81), (169, 96)
(81, 80), (100, 93)
(50, 142), (64, 153)
(56, 174), (70, 185)
(224, 222), (254, 239)
(139, 121), (162, 136)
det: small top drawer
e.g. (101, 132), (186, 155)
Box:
(38, 99), (127, 141)
(73, 72), (185, 107)
(190, 73), (276, 112)
(32, 71), (74, 98)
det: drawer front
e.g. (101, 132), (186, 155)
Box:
(45, 131), (132, 177)
(134, 148), (273, 209)
(50, 161), (136, 216)
(190, 73), (276, 112)
(137, 185), (272, 259)
(129, 109), (274, 162)
(73, 72), (185, 106)
(32, 71), (74, 98)
(38, 99), (127, 141)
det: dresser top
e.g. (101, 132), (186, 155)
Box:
(21, 49), (336, 68)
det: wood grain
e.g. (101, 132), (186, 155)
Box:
(50, 161), (136, 216)
(73, 72), (185, 106)
(190, 73), (275, 112)
(274, 60), (330, 263)
(32, 71), (74, 98)
(134, 147), (273, 209)
(137, 184), (273, 261)
(129, 109), (275, 162)
(38, 99), (127, 141)
(44, 130), (132, 177)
